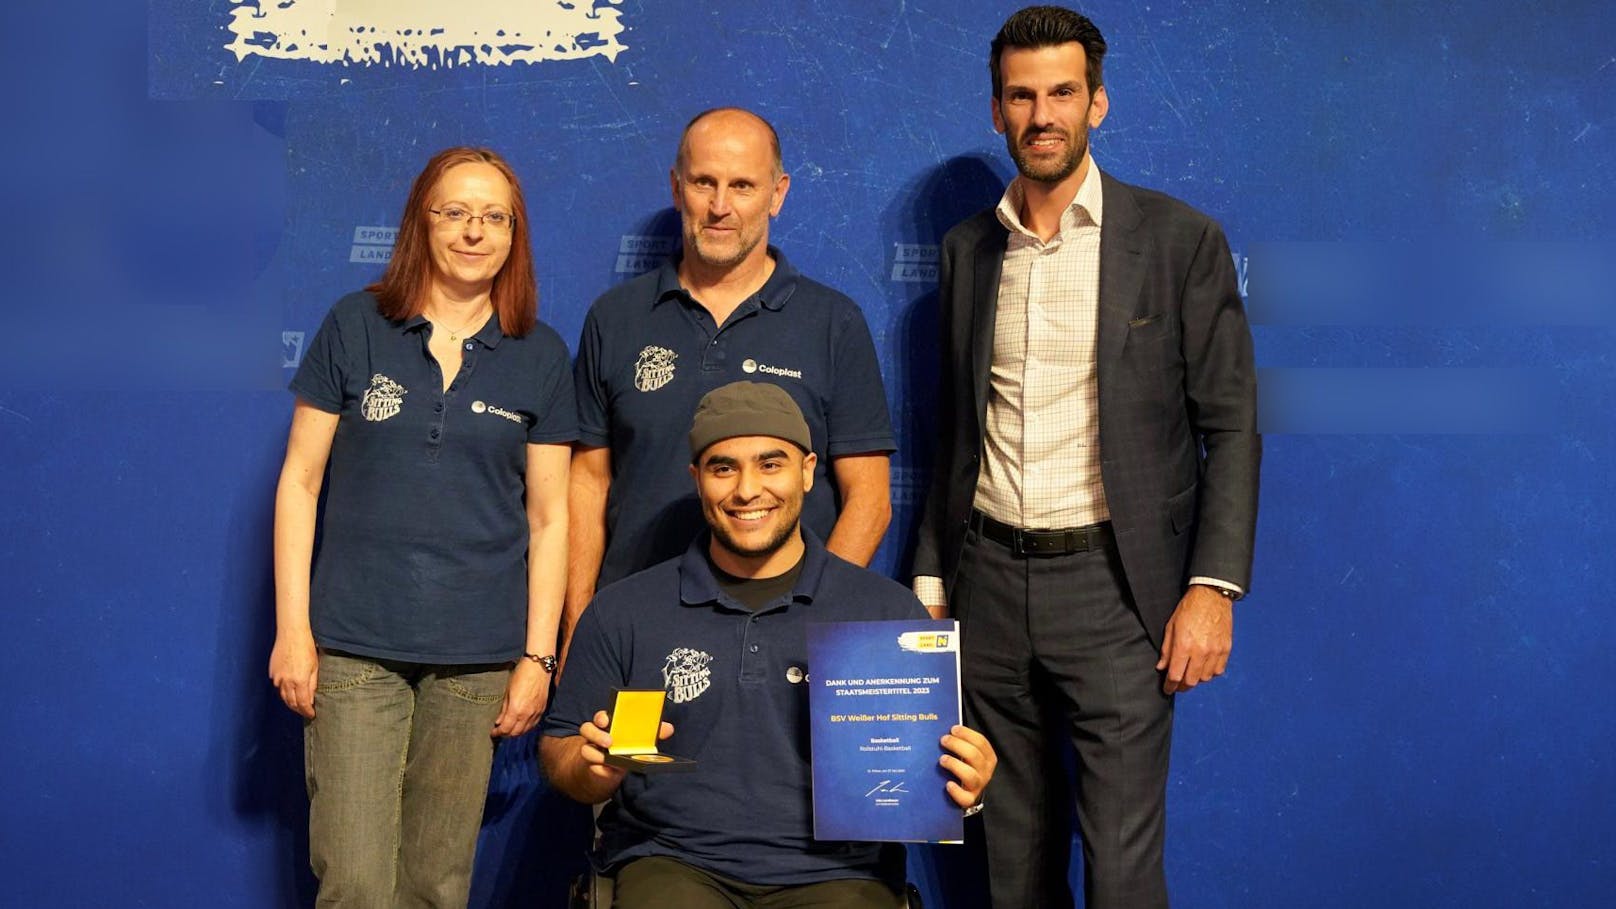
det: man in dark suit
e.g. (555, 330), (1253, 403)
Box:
(911, 7), (1260, 908)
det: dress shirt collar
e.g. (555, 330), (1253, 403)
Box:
(995, 154), (1105, 240)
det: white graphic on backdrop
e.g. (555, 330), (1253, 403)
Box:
(225, 0), (630, 68)
(890, 244), (938, 283)
(281, 331), (306, 368)
(889, 467), (927, 507)
(351, 225), (396, 264)
(361, 374), (407, 421)
(617, 234), (676, 275)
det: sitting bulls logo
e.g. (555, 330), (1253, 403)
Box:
(634, 345), (677, 392)
(662, 647), (712, 704)
(361, 374), (407, 422)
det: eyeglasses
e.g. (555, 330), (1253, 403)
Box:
(429, 207), (516, 230)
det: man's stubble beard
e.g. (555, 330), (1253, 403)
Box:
(710, 514), (800, 562)
(1007, 124), (1088, 185)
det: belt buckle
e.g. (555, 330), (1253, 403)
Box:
(1014, 528), (1059, 557)
(1015, 527), (1086, 557)
(1009, 527), (1028, 558)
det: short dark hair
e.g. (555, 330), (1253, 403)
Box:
(990, 6), (1108, 97)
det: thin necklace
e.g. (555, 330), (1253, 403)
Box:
(431, 305), (491, 343)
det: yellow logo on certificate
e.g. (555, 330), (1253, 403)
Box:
(897, 631), (957, 653)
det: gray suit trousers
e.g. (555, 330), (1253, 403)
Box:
(954, 525), (1173, 909)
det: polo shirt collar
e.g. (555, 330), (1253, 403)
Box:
(401, 308), (506, 348)
(650, 257), (686, 306)
(677, 528), (831, 612)
(653, 245), (801, 312)
(470, 311), (505, 348)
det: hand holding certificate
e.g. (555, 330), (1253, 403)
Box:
(807, 619), (994, 844)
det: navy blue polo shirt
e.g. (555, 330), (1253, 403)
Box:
(574, 248), (895, 588)
(290, 291), (577, 664)
(541, 531), (927, 888)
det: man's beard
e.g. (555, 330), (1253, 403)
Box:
(1007, 125), (1088, 184)
(685, 220), (762, 269)
(710, 513), (800, 561)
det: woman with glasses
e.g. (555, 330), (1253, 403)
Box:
(269, 146), (574, 906)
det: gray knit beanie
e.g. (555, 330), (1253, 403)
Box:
(688, 381), (812, 460)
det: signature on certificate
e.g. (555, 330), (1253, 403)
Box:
(864, 779), (911, 798)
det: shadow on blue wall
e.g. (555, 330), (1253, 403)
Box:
(216, 452), (318, 906)
(882, 153), (1010, 580)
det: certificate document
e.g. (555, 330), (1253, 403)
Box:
(806, 619), (963, 844)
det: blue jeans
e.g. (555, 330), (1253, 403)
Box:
(305, 650), (509, 909)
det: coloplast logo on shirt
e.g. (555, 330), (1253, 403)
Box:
(361, 374), (407, 422)
(634, 345), (678, 392)
(662, 647), (712, 704)
(741, 358), (803, 380)
(471, 400), (525, 424)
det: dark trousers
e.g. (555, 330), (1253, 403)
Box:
(613, 856), (904, 909)
(953, 526), (1174, 909)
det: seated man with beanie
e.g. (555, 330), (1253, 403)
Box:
(541, 381), (995, 909)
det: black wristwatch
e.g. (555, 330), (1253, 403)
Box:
(522, 652), (558, 673)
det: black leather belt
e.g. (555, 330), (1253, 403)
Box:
(970, 510), (1113, 558)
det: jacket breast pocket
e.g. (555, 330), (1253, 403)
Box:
(1125, 314), (1174, 373)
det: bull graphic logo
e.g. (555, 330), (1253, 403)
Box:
(662, 647), (712, 704)
(361, 374), (407, 422)
(634, 345), (678, 392)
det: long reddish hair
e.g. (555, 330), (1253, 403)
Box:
(367, 147), (538, 337)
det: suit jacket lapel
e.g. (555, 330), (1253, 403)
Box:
(971, 224), (1008, 420)
(1098, 174), (1145, 369)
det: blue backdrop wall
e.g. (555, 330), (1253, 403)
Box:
(1, 1), (1612, 906)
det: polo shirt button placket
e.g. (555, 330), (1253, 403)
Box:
(429, 368), (446, 448)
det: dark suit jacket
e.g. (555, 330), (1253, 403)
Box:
(912, 172), (1260, 647)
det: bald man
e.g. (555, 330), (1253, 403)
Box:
(565, 108), (896, 661)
